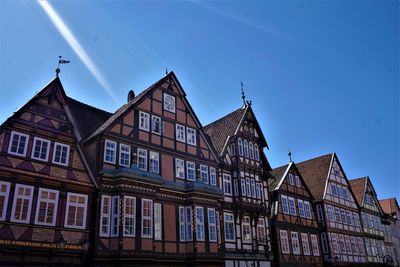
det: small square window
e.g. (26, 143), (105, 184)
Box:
(139, 111), (150, 131)
(152, 115), (162, 135)
(31, 137), (50, 162)
(52, 142), (70, 166)
(186, 127), (196, 146)
(8, 131), (29, 157)
(187, 161), (196, 181)
(104, 140), (116, 164)
(176, 124), (185, 142)
(119, 144), (131, 167)
(175, 158), (185, 179)
(137, 148), (147, 171)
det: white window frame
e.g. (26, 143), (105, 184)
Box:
(242, 216), (251, 243)
(310, 234), (320, 256)
(163, 93), (176, 113)
(103, 140), (116, 164)
(238, 138), (243, 156)
(280, 230), (290, 254)
(251, 179), (256, 197)
(257, 218), (266, 243)
(139, 111), (150, 131)
(34, 187), (59, 226)
(64, 192), (88, 229)
(141, 198), (153, 238)
(200, 165), (208, 184)
(151, 115), (162, 135)
(11, 184), (34, 224)
(224, 212), (235, 242)
(195, 206), (205, 241)
(288, 197), (297, 216)
(249, 142), (254, 159)
(8, 131), (29, 157)
(327, 205), (335, 221)
(298, 199), (305, 218)
(246, 177), (251, 196)
(119, 143), (131, 167)
(123, 196), (136, 237)
(52, 142), (70, 166)
(241, 179), (246, 196)
(208, 208), (217, 242)
(154, 202), (162, 240)
(176, 124), (185, 142)
(100, 195), (111, 237)
(301, 233), (311, 255)
(186, 206), (193, 241)
(175, 158), (185, 179)
(243, 140), (249, 157)
(223, 174), (232, 196)
(256, 183), (261, 199)
(186, 161), (196, 181)
(254, 144), (259, 161)
(281, 195), (289, 214)
(31, 137), (50, 162)
(295, 175), (301, 187)
(304, 201), (312, 219)
(288, 174), (294, 185)
(233, 179), (239, 196)
(186, 127), (196, 146)
(291, 231), (301, 255)
(110, 196), (119, 237)
(179, 206), (186, 241)
(0, 181), (11, 221)
(210, 167), (217, 186)
(149, 151), (159, 173)
(137, 148), (147, 171)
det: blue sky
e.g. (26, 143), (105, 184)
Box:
(0, 1), (398, 199)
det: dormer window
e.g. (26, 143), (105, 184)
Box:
(8, 131), (29, 157)
(163, 93), (176, 113)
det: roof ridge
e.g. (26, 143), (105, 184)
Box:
(204, 106), (244, 129)
(297, 152), (333, 165)
(66, 96), (112, 115)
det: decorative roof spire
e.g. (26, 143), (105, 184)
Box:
(55, 56), (70, 76)
(241, 81), (246, 106)
(165, 67), (168, 76)
(288, 148), (292, 162)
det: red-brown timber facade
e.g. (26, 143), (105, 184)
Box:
(268, 162), (323, 267)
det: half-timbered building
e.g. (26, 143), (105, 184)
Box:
(204, 103), (272, 267)
(380, 198), (400, 266)
(297, 153), (367, 266)
(0, 77), (106, 266)
(349, 177), (386, 266)
(268, 162), (323, 267)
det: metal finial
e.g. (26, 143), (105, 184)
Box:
(241, 81), (246, 106)
(56, 56), (70, 76)
(165, 67), (168, 76)
(288, 149), (292, 162)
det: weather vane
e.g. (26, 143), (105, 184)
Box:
(288, 148), (292, 162)
(241, 81), (246, 106)
(165, 67), (168, 76)
(55, 56), (70, 76)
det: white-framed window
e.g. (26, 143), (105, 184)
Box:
(288, 174), (294, 185)
(208, 208), (217, 242)
(175, 158), (185, 179)
(139, 111), (150, 131)
(298, 199), (305, 217)
(341, 208), (347, 224)
(149, 151), (159, 173)
(64, 192), (88, 229)
(53, 142), (70, 166)
(100, 195), (111, 237)
(241, 179), (246, 196)
(243, 140), (249, 157)
(242, 216), (251, 243)
(280, 230), (290, 254)
(295, 175), (301, 187)
(176, 124), (185, 142)
(257, 218), (266, 243)
(152, 115), (162, 134)
(186, 206), (193, 241)
(335, 207), (342, 223)
(186, 161), (196, 181)
(233, 179), (239, 196)
(327, 205), (335, 221)
(339, 234), (346, 254)
(119, 144), (131, 167)
(331, 183), (338, 196)
(310, 234), (320, 256)
(200, 165), (208, 184)
(186, 127), (196, 146)
(110, 196), (120, 237)
(179, 206), (186, 241)
(223, 174), (232, 195)
(224, 212), (235, 241)
(141, 198), (153, 238)
(123, 196), (136, 237)
(210, 167), (217, 186)
(11, 184), (34, 223)
(304, 201), (312, 219)
(251, 179), (256, 197)
(163, 93), (176, 113)
(246, 177), (251, 196)
(249, 142), (254, 159)
(346, 210), (353, 225)
(288, 197), (297, 216)
(256, 183), (261, 199)
(31, 137), (50, 161)
(154, 203), (162, 240)
(350, 236), (358, 255)
(8, 131), (29, 157)
(137, 148), (147, 171)
(291, 231), (301, 255)
(254, 144), (259, 161)
(357, 237), (365, 255)
(301, 233), (311, 255)
(195, 206), (205, 241)
(331, 233), (340, 254)
(0, 181), (11, 221)
(281, 195), (289, 214)
(103, 140), (116, 164)
(34, 188), (59, 226)
(238, 138), (243, 156)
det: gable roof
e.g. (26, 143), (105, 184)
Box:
(349, 177), (368, 206)
(268, 163), (291, 191)
(380, 198), (399, 215)
(296, 153), (334, 200)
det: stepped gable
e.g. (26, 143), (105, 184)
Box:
(296, 153), (333, 200)
(349, 177), (368, 206)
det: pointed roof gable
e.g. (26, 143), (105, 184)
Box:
(204, 104), (268, 157)
(380, 198), (399, 216)
(349, 177), (367, 206)
(268, 163), (291, 191)
(297, 153), (334, 200)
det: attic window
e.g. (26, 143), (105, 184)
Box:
(163, 93), (175, 113)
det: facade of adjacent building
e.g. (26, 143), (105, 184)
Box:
(297, 153), (367, 266)
(268, 162), (323, 267)
(349, 177), (386, 266)
(380, 198), (400, 267)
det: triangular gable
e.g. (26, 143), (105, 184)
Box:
(364, 177), (385, 214)
(237, 105), (269, 149)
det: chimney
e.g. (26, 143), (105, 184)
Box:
(128, 90), (135, 102)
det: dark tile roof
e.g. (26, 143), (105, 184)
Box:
(349, 177), (367, 206)
(380, 198), (399, 215)
(296, 153), (333, 200)
(204, 106), (246, 155)
(66, 97), (112, 140)
(268, 163), (290, 191)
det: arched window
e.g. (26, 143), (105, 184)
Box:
(254, 144), (259, 161)
(243, 140), (249, 158)
(238, 138), (243, 156)
(249, 142), (254, 159)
